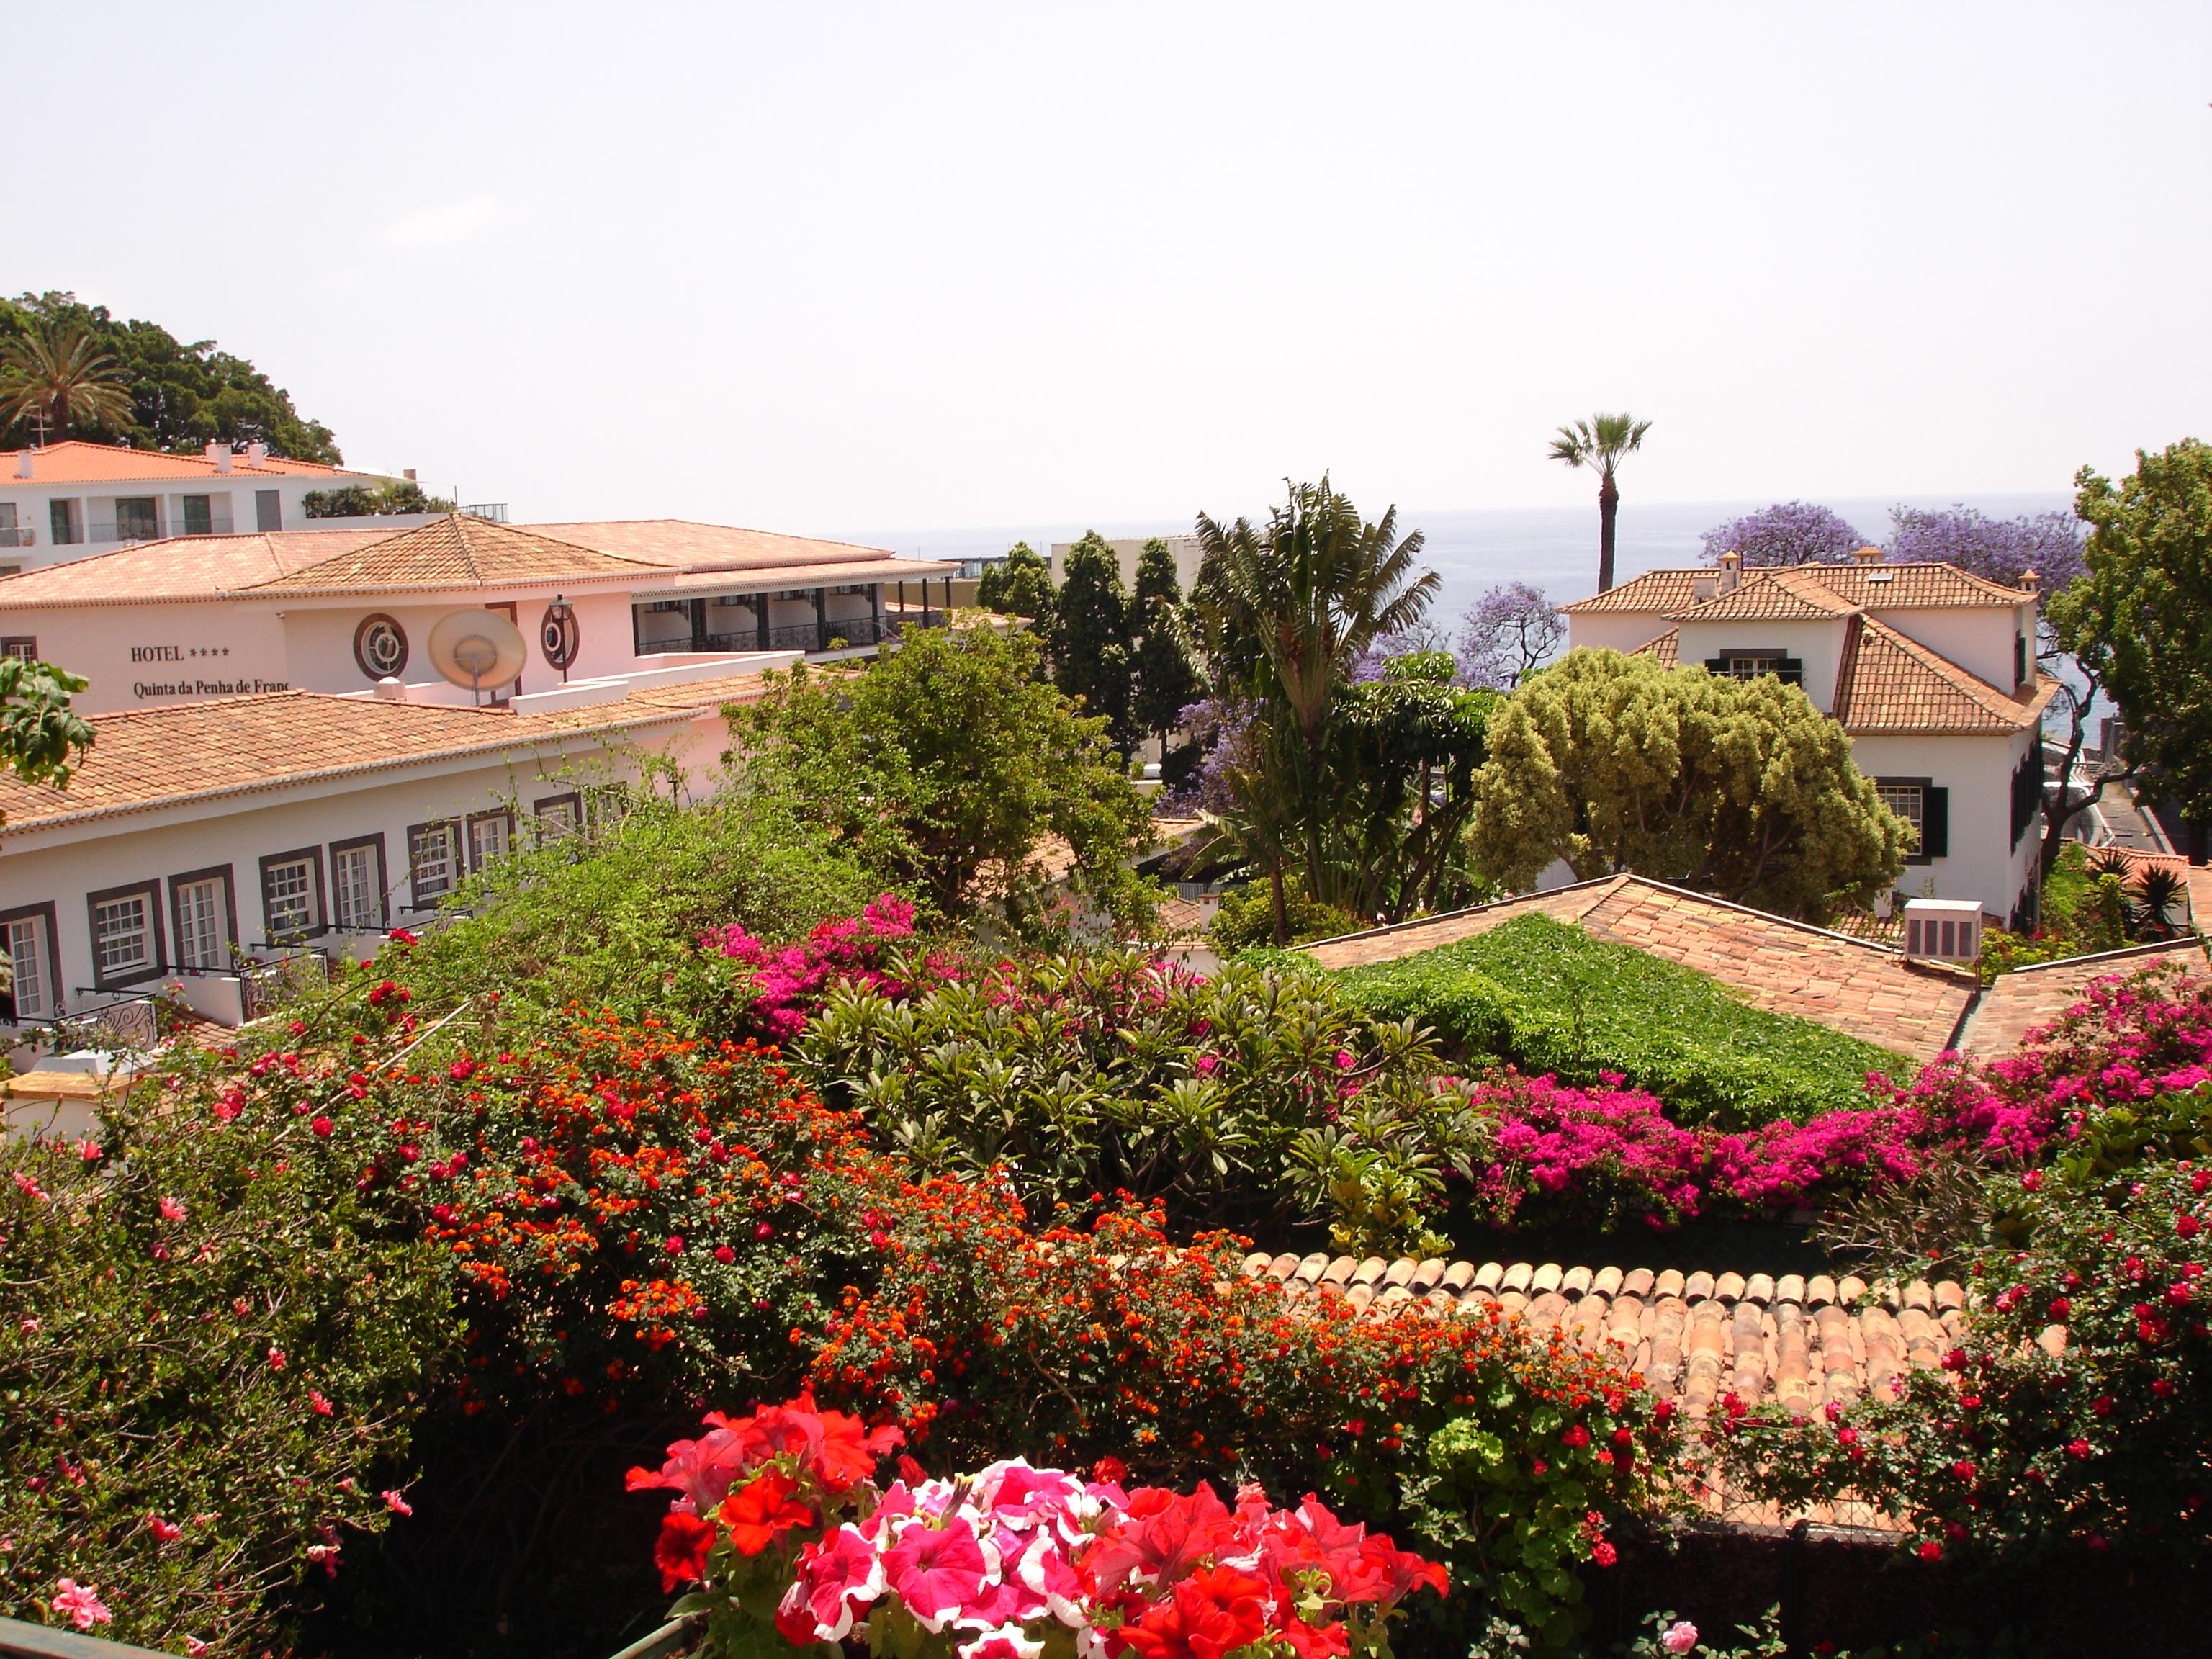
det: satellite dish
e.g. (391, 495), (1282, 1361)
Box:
(427, 610), (528, 701)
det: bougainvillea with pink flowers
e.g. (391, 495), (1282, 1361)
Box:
(703, 893), (950, 1042)
(631, 1396), (1448, 1659)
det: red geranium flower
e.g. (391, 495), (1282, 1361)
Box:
(719, 1472), (814, 1556)
(655, 1511), (717, 1591)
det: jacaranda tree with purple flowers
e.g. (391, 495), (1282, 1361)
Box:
(1699, 500), (1868, 567)
(1885, 503), (2087, 593)
(1454, 582), (1566, 689)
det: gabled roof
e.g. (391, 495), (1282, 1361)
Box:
(1300, 873), (1978, 1060)
(243, 515), (660, 597)
(0, 439), (373, 485)
(1631, 628), (1679, 665)
(0, 677), (778, 835)
(1567, 560), (2035, 619)
(1560, 570), (1709, 614)
(1796, 562), (2032, 608)
(0, 529), (390, 607)
(1831, 613), (2053, 734)
(1668, 568), (1858, 621)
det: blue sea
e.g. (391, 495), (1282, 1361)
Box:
(838, 493), (2073, 618)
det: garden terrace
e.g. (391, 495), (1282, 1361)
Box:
(1235, 1251), (2041, 1424)
(1301, 873), (1979, 1061)
(1959, 935), (2210, 1057)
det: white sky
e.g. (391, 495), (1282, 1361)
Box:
(18, 3), (2208, 534)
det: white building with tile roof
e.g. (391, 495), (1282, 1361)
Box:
(1562, 549), (2059, 926)
(0, 513), (958, 716)
(0, 440), (408, 571)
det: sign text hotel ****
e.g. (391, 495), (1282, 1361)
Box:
(129, 643), (287, 701)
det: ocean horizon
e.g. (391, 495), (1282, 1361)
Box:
(836, 491), (2074, 617)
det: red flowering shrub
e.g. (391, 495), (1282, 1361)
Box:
(1714, 1160), (2212, 1563)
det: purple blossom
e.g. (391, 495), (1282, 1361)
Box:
(1453, 583), (1565, 690)
(1884, 505), (2086, 593)
(1699, 501), (1868, 567)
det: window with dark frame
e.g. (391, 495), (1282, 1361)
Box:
(467, 809), (514, 871)
(408, 821), (462, 910)
(534, 792), (582, 840)
(168, 868), (235, 971)
(1, 903), (60, 1022)
(0, 637), (37, 660)
(331, 836), (388, 932)
(88, 881), (163, 986)
(1876, 777), (1948, 863)
(1703, 648), (1804, 686)
(258, 849), (323, 942)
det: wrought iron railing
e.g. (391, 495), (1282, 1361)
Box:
(53, 996), (160, 1053)
(636, 614), (903, 657)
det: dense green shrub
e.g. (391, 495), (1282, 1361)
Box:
(1206, 873), (1367, 952)
(1, 1033), (452, 1653)
(794, 949), (1462, 1251)
(1333, 914), (1903, 1128)
(400, 781), (876, 1031)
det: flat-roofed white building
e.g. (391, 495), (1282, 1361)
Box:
(0, 440), (408, 570)
(1562, 551), (2059, 926)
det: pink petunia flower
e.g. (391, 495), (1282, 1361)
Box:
(882, 1516), (992, 1632)
(52, 1580), (112, 1631)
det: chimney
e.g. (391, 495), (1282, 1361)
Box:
(403, 468), (417, 482)
(2020, 567), (2040, 595)
(206, 440), (233, 474)
(1719, 550), (1743, 593)
(244, 441), (269, 467)
(1851, 544), (1884, 565)
(13, 451), (30, 480)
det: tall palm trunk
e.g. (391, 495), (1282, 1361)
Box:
(1597, 473), (1619, 593)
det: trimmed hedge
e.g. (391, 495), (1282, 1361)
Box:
(1331, 913), (1904, 1128)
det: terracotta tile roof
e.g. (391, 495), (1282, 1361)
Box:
(1300, 874), (1977, 1061)
(2080, 844), (2190, 883)
(0, 529), (390, 607)
(0, 439), (374, 485)
(0, 680), (763, 835)
(1566, 562), (2033, 618)
(1667, 568), (1859, 621)
(523, 519), (903, 572)
(1236, 1252), (2026, 1423)
(1960, 939), (2208, 1058)
(1560, 570), (1709, 614)
(1631, 628), (1679, 666)
(1831, 614), (2054, 734)
(243, 515), (659, 597)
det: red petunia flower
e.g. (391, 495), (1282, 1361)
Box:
(655, 1511), (717, 1591)
(719, 1472), (815, 1557)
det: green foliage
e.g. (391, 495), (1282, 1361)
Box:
(731, 625), (1156, 930)
(0, 323), (133, 440)
(974, 540), (1056, 622)
(399, 781), (876, 1032)
(302, 481), (456, 518)
(1467, 649), (1907, 922)
(1332, 913), (1905, 1128)
(0, 654), (94, 804)
(0, 290), (340, 460)
(2054, 438), (2212, 822)
(1131, 540), (1202, 752)
(1208, 872), (1367, 952)
(0, 1051), (452, 1653)
(793, 949), (1457, 1251)
(1053, 531), (1136, 748)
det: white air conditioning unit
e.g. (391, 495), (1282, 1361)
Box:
(1902, 898), (1983, 964)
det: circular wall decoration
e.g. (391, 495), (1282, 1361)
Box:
(353, 613), (410, 680)
(539, 601), (580, 672)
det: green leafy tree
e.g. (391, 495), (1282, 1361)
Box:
(0, 291), (340, 461)
(974, 540), (1056, 623)
(0, 323), (134, 442)
(1547, 411), (1652, 594)
(2052, 439), (2212, 835)
(732, 623), (1156, 927)
(1053, 531), (1136, 747)
(1130, 538), (1200, 752)
(1467, 648), (1905, 921)
(0, 655), (94, 808)
(1193, 478), (1439, 940)
(302, 481), (457, 518)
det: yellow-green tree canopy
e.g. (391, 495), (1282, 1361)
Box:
(1466, 648), (1906, 921)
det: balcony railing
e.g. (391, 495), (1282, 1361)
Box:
(0, 525), (32, 548)
(637, 613), (906, 657)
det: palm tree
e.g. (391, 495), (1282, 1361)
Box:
(0, 325), (135, 444)
(1548, 412), (1651, 593)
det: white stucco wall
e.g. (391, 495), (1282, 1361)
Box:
(1567, 613), (1676, 655)
(0, 470), (391, 573)
(1867, 603), (2031, 693)
(1851, 727), (2041, 923)
(1673, 619), (1851, 711)
(0, 602), (295, 714)
(277, 590), (641, 699)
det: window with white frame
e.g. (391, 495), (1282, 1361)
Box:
(91, 888), (158, 981)
(171, 874), (229, 969)
(331, 840), (385, 931)
(467, 811), (513, 871)
(409, 822), (461, 909)
(534, 793), (580, 840)
(1876, 781), (1923, 850)
(6, 911), (53, 1020)
(261, 853), (320, 940)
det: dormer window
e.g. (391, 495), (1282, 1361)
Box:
(1704, 649), (1803, 686)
